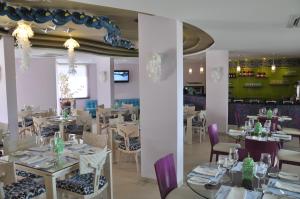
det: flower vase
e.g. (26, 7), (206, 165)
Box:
(242, 155), (254, 190)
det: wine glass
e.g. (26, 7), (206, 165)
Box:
(264, 120), (272, 133)
(254, 162), (267, 191)
(49, 138), (55, 153)
(249, 119), (255, 129)
(260, 153), (272, 168)
(68, 134), (77, 144)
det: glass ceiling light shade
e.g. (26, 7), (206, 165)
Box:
(200, 66), (204, 73)
(12, 21), (34, 71)
(64, 38), (80, 74)
(189, 68), (193, 74)
(271, 56), (276, 72)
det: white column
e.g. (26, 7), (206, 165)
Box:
(0, 36), (18, 136)
(96, 57), (114, 108)
(206, 50), (229, 133)
(139, 14), (184, 183)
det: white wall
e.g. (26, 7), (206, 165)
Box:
(114, 58), (139, 99)
(16, 57), (57, 111)
(139, 14), (184, 182)
(206, 50), (228, 133)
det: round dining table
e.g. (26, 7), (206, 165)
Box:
(186, 162), (264, 199)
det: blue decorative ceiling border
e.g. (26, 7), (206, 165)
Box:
(0, 1), (135, 49)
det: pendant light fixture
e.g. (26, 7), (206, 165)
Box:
(64, 37), (80, 74)
(12, 21), (34, 71)
(271, 54), (276, 72)
(236, 56), (241, 73)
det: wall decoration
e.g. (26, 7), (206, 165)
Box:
(0, 2), (135, 49)
(210, 66), (224, 83)
(12, 21), (34, 71)
(146, 53), (162, 82)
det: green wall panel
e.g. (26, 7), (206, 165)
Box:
(229, 66), (300, 100)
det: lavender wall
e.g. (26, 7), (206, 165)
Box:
(75, 63), (97, 109)
(16, 57), (57, 111)
(114, 58), (139, 99)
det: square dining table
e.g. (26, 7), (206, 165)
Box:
(0, 143), (113, 199)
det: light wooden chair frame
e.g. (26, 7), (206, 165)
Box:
(58, 149), (108, 199)
(116, 123), (141, 174)
(192, 110), (207, 143)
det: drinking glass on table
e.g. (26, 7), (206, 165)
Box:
(264, 120), (272, 133)
(68, 134), (77, 144)
(49, 138), (55, 152)
(254, 162), (267, 191)
(260, 153), (272, 168)
(249, 119), (255, 129)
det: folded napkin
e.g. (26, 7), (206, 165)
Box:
(187, 176), (210, 185)
(278, 171), (300, 181)
(68, 144), (87, 150)
(228, 129), (244, 136)
(231, 162), (267, 175)
(267, 179), (300, 198)
(275, 181), (300, 193)
(215, 186), (262, 199)
(29, 146), (49, 152)
(193, 166), (220, 177)
(20, 156), (47, 165)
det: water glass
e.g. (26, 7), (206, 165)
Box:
(264, 120), (271, 133)
(68, 134), (77, 144)
(254, 162), (267, 191)
(260, 153), (272, 168)
(49, 138), (55, 152)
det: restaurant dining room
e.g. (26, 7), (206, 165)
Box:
(0, 0), (300, 199)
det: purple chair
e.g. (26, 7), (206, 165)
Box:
(208, 124), (240, 162)
(245, 138), (279, 166)
(154, 154), (178, 199)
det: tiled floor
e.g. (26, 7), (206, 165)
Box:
(112, 133), (300, 199)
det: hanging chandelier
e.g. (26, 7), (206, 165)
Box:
(12, 21), (34, 71)
(64, 38), (80, 74)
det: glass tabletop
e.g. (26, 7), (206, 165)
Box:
(186, 162), (262, 199)
(0, 142), (104, 174)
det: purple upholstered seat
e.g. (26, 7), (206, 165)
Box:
(245, 138), (279, 166)
(208, 123), (240, 162)
(154, 154), (177, 199)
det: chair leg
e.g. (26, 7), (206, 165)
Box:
(279, 160), (283, 170)
(216, 153), (219, 162)
(209, 150), (213, 162)
(134, 152), (140, 174)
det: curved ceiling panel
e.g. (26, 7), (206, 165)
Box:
(0, 0), (214, 56)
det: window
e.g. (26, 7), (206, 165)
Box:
(56, 64), (88, 99)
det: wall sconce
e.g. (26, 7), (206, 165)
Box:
(200, 66), (204, 73)
(188, 68), (192, 74)
(236, 65), (241, 73)
(99, 71), (107, 82)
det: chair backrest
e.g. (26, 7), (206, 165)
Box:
(154, 154), (178, 199)
(3, 135), (37, 155)
(234, 111), (242, 127)
(0, 162), (16, 185)
(184, 106), (195, 114)
(83, 132), (108, 148)
(76, 110), (92, 130)
(117, 123), (139, 151)
(79, 149), (107, 192)
(245, 138), (279, 165)
(32, 116), (47, 135)
(198, 110), (206, 127)
(208, 123), (219, 147)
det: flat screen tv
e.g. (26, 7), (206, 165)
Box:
(114, 70), (129, 83)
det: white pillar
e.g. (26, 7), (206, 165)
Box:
(96, 57), (114, 108)
(206, 50), (229, 133)
(138, 14), (184, 183)
(0, 36), (18, 136)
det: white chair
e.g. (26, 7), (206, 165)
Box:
(77, 110), (93, 131)
(57, 149), (108, 199)
(192, 110), (206, 143)
(96, 108), (112, 134)
(0, 162), (46, 198)
(83, 131), (108, 148)
(116, 123), (141, 174)
(18, 110), (34, 137)
(3, 135), (37, 155)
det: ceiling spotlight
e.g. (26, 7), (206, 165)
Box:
(41, 28), (49, 33)
(64, 27), (75, 34)
(47, 25), (56, 31)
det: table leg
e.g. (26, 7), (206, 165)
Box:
(44, 176), (57, 199)
(185, 117), (193, 145)
(104, 152), (113, 199)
